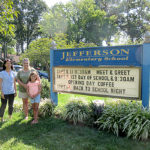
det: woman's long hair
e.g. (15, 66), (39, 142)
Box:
(3, 59), (13, 70)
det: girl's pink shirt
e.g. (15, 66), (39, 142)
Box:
(27, 80), (40, 97)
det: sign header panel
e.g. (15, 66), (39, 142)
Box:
(53, 67), (141, 99)
(53, 45), (142, 67)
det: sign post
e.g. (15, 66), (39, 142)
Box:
(142, 32), (150, 108)
(50, 41), (58, 105)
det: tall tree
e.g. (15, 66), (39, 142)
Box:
(117, 0), (150, 42)
(13, 0), (47, 53)
(39, 0), (117, 46)
(94, 0), (150, 43)
(64, 0), (117, 46)
(0, 0), (18, 59)
(0, 0), (17, 35)
(0, 33), (16, 58)
(39, 4), (68, 38)
(13, 0), (26, 54)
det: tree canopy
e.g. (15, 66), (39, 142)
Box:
(1, 0), (150, 63)
(13, 0), (47, 53)
(0, 0), (17, 35)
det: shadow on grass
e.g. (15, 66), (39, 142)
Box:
(0, 114), (68, 149)
(0, 113), (150, 150)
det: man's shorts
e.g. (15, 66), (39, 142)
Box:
(30, 94), (40, 104)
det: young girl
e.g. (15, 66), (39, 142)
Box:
(27, 71), (41, 124)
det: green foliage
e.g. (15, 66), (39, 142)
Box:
(96, 101), (129, 136)
(54, 33), (97, 49)
(54, 33), (72, 49)
(64, 0), (117, 45)
(88, 100), (104, 127)
(21, 38), (51, 73)
(120, 105), (150, 140)
(64, 100), (89, 125)
(1, 111), (150, 150)
(40, 0), (118, 46)
(38, 99), (55, 118)
(77, 42), (97, 48)
(53, 105), (65, 119)
(96, 101), (150, 140)
(0, 0), (17, 35)
(94, 0), (150, 44)
(2, 93), (150, 149)
(39, 4), (68, 38)
(40, 78), (50, 99)
(13, 102), (22, 112)
(117, 0), (149, 43)
(13, 0), (47, 53)
(21, 34), (97, 73)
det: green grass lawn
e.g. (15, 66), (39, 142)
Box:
(0, 93), (149, 150)
(58, 93), (113, 106)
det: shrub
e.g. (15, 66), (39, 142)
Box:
(88, 100), (104, 127)
(120, 105), (150, 140)
(53, 105), (65, 119)
(13, 103), (22, 112)
(96, 101), (150, 140)
(63, 100), (89, 125)
(41, 78), (50, 99)
(38, 99), (55, 118)
(96, 101), (129, 136)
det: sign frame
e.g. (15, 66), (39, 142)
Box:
(53, 66), (141, 100)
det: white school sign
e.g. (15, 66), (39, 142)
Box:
(53, 67), (140, 99)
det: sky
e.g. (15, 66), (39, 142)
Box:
(43, 0), (71, 7)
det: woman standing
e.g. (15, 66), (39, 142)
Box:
(17, 58), (40, 120)
(0, 59), (17, 122)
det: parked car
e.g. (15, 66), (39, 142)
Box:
(13, 65), (23, 77)
(37, 70), (48, 79)
(13, 65), (23, 72)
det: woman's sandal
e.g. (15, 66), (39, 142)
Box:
(31, 120), (35, 124)
(25, 116), (28, 120)
(31, 120), (38, 124)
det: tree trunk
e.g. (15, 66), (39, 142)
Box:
(16, 42), (20, 55)
(5, 43), (7, 58)
(21, 41), (24, 53)
(2, 42), (6, 60)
